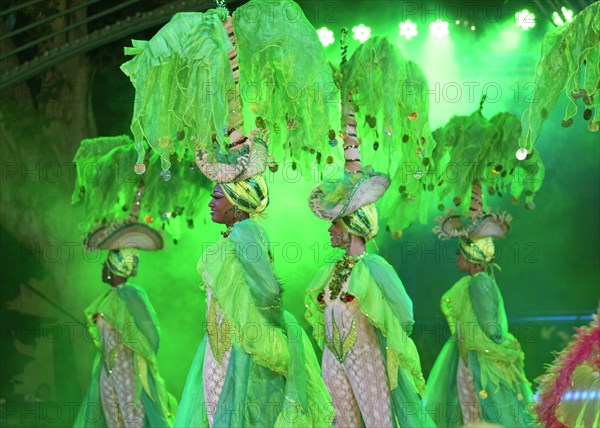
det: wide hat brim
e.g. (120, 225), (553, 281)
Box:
(85, 223), (163, 251)
(436, 213), (509, 240)
(309, 173), (390, 220)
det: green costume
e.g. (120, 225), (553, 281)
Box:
(175, 219), (334, 427)
(425, 273), (536, 427)
(74, 282), (177, 427)
(428, 196), (536, 427)
(305, 252), (433, 427)
(72, 134), (181, 428)
(306, 128), (433, 425)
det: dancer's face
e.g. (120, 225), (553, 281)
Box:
(457, 250), (468, 272)
(328, 220), (351, 248)
(208, 184), (235, 224)
(101, 262), (111, 283)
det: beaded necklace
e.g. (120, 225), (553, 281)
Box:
(221, 225), (234, 238)
(328, 252), (365, 300)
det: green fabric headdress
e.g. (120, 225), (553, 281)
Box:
(221, 176), (269, 215)
(340, 204), (379, 241)
(121, 0), (341, 177)
(106, 248), (139, 278)
(72, 135), (212, 242)
(338, 36), (436, 237)
(519, 2), (599, 154)
(433, 183), (511, 271)
(432, 108), (545, 213)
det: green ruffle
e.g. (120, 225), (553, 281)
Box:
(121, 11), (234, 170)
(304, 254), (427, 395)
(341, 36), (436, 236)
(121, 1), (342, 175)
(426, 339), (537, 427)
(233, 0), (341, 173)
(174, 337), (208, 428)
(519, 2), (600, 149)
(424, 339), (462, 428)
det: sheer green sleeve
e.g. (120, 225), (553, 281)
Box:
(229, 219), (284, 327)
(120, 284), (161, 353)
(468, 272), (502, 344)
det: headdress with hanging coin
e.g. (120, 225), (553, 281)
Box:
(332, 34), (437, 238)
(518, 2), (599, 160)
(72, 136), (211, 245)
(193, 3), (271, 215)
(82, 178), (162, 279)
(309, 32), (390, 241)
(431, 102), (545, 218)
(83, 179), (163, 252)
(121, 0), (340, 179)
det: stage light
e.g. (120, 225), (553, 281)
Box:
(553, 7), (574, 26)
(399, 19), (418, 40)
(470, 25), (476, 31)
(352, 24), (371, 43)
(515, 9), (535, 31)
(317, 27), (334, 47)
(429, 20), (449, 38)
(562, 7), (574, 22)
(552, 12), (565, 26)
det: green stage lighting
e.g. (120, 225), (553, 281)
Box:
(553, 6), (574, 25)
(515, 9), (536, 30)
(429, 19), (449, 38)
(399, 19), (418, 40)
(352, 24), (371, 43)
(317, 27), (334, 47)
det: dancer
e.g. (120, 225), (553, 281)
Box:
(74, 223), (177, 428)
(426, 186), (536, 427)
(175, 133), (334, 427)
(304, 115), (432, 427)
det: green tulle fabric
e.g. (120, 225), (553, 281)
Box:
(72, 135), (211, 239)
(305, 253), (426, 397)
(340, 36), (436, 236)
(519, 2), (600, 150)
(121, 1), (341, 175)
(74, 283), (177, 427)
(234, 0), (341, 172)
(176, 219), (334, 427)
(432, 110), (545, 212)
(121, 11), (233, 170)
(426, 273), (536, 427)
